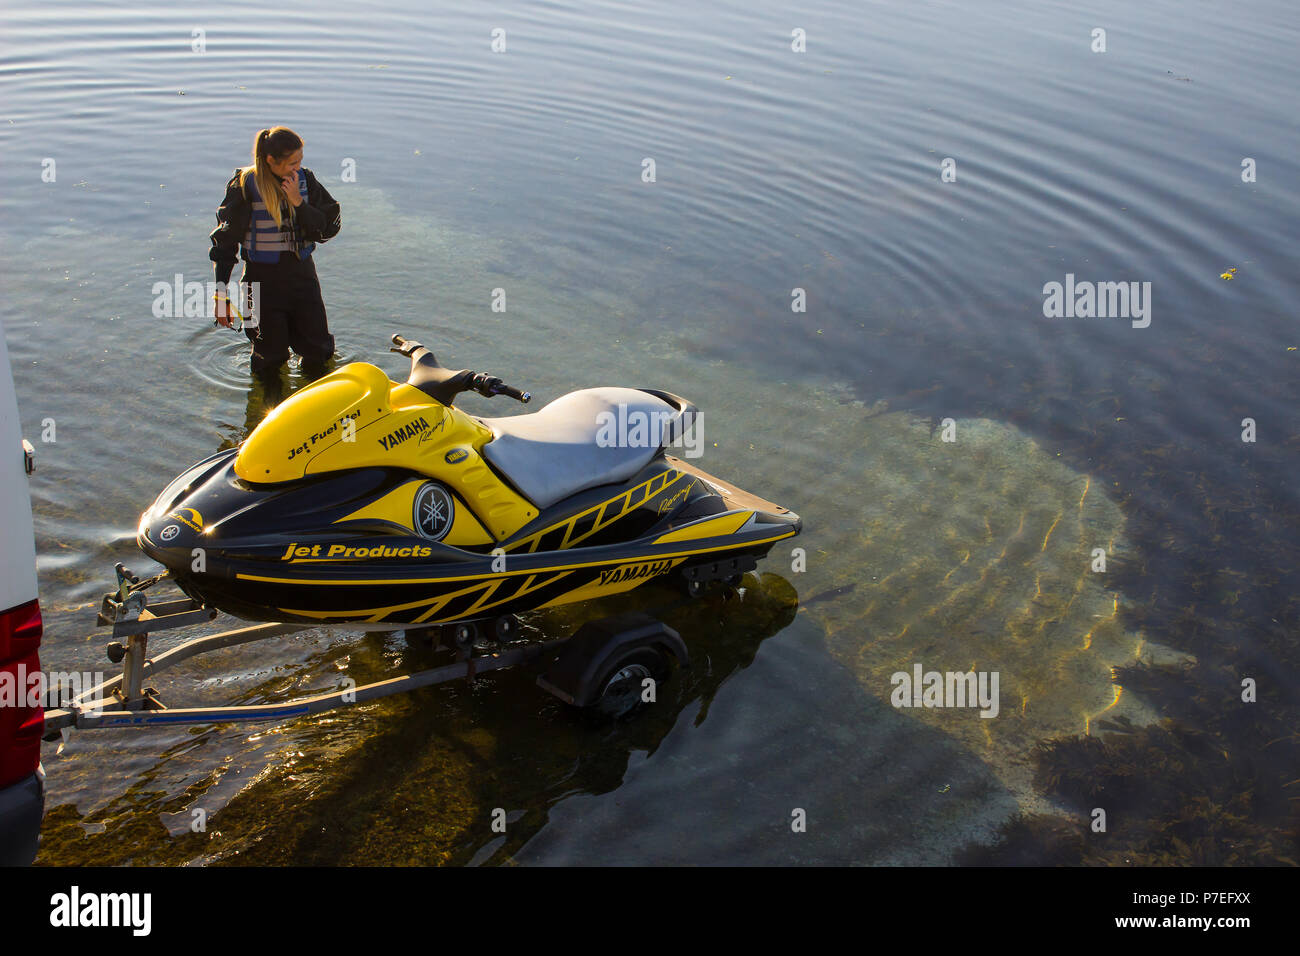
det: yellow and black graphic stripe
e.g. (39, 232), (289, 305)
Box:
(239, 528), (796, 625)
(271, 567), (578, 625)
(507, 468), (688, 554)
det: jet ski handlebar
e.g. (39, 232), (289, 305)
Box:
(390, 333), (531, 405)
(468, 372), (531, 404)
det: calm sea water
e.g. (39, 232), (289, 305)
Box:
(2, 0), (1296, 865)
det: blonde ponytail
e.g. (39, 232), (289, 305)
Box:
(240, 127), (304, 229)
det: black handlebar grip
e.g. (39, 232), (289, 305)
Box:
(504, 386), (531, 404)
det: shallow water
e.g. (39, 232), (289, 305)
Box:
(2, 0), (1296, 865)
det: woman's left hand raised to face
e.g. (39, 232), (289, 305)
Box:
(280, 176), (303, 207)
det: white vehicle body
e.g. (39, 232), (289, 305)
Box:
(0, 319), (44, 866)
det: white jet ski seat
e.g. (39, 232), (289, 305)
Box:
(478, 387), (681, 509)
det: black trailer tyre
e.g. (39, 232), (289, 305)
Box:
(493, 614), (521, 642)
(590, 647), (667, 719)
(683, 576), (707, 598)
(453, 622), (477, 647)
(535, 612), (687, 712)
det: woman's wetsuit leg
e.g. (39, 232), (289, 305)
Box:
(241, 256), (334, 373)
(285, 258), (335, 368)
(242, 268), (290, 374)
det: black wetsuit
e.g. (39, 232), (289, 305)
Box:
(209, 168), (342, 374)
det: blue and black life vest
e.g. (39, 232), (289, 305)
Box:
(243, 169), (314, 263)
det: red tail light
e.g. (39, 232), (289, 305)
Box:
(0, 601), (44, 789)
(0, 598), (42, 662)
(0, 648), (42, 789)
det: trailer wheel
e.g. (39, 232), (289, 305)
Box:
(493, 614), (522, 642)
(452, 622), (477, 648)
(683, 577), (707, 598)
(536, 613), (686, 716)
(590, 647), (668, 719)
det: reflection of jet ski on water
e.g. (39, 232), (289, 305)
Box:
(138, 334), (803, 640)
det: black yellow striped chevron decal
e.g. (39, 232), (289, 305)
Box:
(505, 468), (688, 554)
(275, 568), (577, 624)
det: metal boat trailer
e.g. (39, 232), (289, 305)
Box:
(42, 564), (691, 739)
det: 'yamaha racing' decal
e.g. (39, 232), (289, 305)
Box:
(413, 481), (455, 540)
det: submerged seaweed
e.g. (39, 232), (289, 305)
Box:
(862, 327), (1300, 867)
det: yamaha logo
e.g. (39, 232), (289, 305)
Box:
(412, 482), (454, 541)
(160, 524), (180, 542)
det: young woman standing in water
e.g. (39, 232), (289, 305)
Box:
(210, 126), (342, 376)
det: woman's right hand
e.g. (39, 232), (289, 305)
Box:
(214, 298), (235, 328)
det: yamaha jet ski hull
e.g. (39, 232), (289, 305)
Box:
(138, 336), (801, 627)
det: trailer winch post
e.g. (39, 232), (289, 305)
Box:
(122, 633), (147, 709)
(96, 563), (217, 710)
